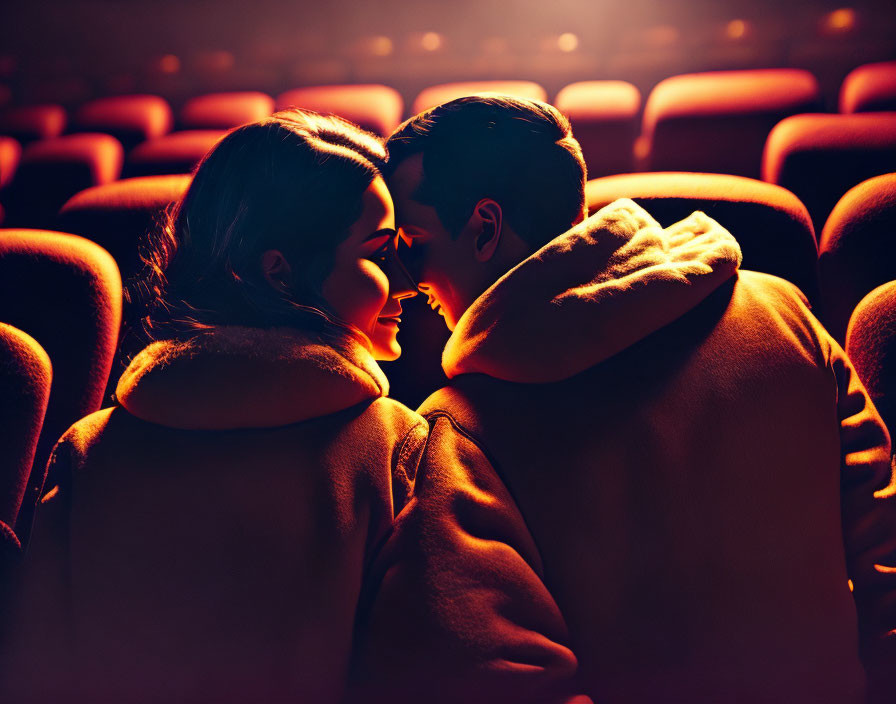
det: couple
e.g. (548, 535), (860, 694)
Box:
(5, 97), (895, 703)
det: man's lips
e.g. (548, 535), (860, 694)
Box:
(378, 315), (401, 325)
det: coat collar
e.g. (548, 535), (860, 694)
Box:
(116, 326), (389, 430)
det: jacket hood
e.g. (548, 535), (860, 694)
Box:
(443, 198), (743, 383)
(116, 326), (389, 430)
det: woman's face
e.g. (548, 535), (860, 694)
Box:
(320, 176), (417, 360)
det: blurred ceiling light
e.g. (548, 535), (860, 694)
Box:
(823, 8), (857, 34)
(725, 19), (750, 41)
(421, 32), (444, 52)
(481, 36), (510, 55)
(644, 25), (680, 49)
(369, 36), (394, 57)
(199, 50), (236, 73)
(557, 33), (579, 53)
(158, 54), (181, 75)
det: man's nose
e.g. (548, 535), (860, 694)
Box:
(386, 251), (418, 300)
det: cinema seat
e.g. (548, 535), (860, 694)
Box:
(585, 171), (820, 302)
(554, 81), (641, 178)
(73, 94), (173, 150)
(0, 104), (67, 144)
(817, 173), (896, 343)
(847, 280), (896, 438)
(179, 91), (274, 130)
(840, 61), (896, 114)
(58, 174), (191, 281)
(411, 80), (548, 115)
(0, 136), (20, 190)
(276, 84), (403, 137)
(762, 112), (896, 233)
(641, 69), (822, 179)
(124, 130), (224, 177)
(4, 133), (123, 228)
(0, 230), (121, 545)
(0, 324), (51, 530)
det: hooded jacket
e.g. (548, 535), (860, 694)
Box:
(353, 200), (896, 704)
(1, 326), (428, 704)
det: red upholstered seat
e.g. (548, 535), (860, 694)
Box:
(4, 133), (123, 228)
(847, 280), (896, 438)
(585, 171), (819, 302)
(840, 61), (896, 114)
(762, 112), (896, 233)
(58, 174), (191, 281)
(411, 80), (547, 115)
(817, 173), (896, 343)
(0, 230), (121, 544)
(179, 91), (274, 130)
(276, 84), (403, 137)
(641, 69), (822, 179)
(0, 324), (51, 530)
(0, 104), (67, 145)
(73, 94), (173, 150)
(0, 136), (21, 190)
(124, 130), (225, 177)
(554, 81), (641, 178)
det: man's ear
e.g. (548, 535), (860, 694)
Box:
(471, 198), (503, 263)
(260, 249), (292, 293)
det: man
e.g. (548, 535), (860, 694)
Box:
(352, 96), (896, 704)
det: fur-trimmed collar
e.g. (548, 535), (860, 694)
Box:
(443, 199), (743, 383)
(116, 326), (389, 430)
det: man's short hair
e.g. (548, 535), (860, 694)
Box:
(385, 95), (587, 249)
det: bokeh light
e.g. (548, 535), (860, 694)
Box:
(557, 33), (579, 53)
(421, 32), (444, 52)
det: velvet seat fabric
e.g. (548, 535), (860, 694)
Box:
(57, 174), (191, 282)
(0, 324), (51, 530)
(411, 80), (548, 115)
(585, 171), (819, 302)
(124, 129), (225, 177)
(848, 280), (896, 441)
(0, 104), (66, 144)
(3, 133), (123, 228)
(355, 200), (895, 704)
(762, 112), (896, 233)
(818, 173), (896, 342)
(276, 84), (403, 137)
(0, 230), (121, 545)
(641, 69), (822, 178)
(72, 94), (173, 150)
(179, 91), (274, 129)
(1, 326), (428, 704)
(840, 61), (896, 114)
(554, 81), (641, 179)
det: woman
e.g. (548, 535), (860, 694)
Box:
(2, 110), (427, 704)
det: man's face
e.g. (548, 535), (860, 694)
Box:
(388, 153), (478, 331)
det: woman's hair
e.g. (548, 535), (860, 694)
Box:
(125, 109), (387, 355)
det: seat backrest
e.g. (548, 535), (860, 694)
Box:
(4, 134), (123, 229)
(57, 175), (191, 282)
(123, 131), (224, 178)
(72, 95), (173, 150)
(0, 230), (121, 544)
(554, 81), (641, 179)
(276, 84), (403, 137)
(179, 91), (274, 130)
(847, 279), (896, 438)
(0, 136), (22, 190)
(0, 324), (51, 529)
(840, 60), (896, 114)
(411, 80), (547, 115)
(763, 113), (896, 238)
(0, 104), (67, 145)
(818, 173), (896, 343)
(642, 69), (822, 179)
(585, 172), (819, 302)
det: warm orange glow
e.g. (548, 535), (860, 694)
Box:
(369, 36), (394, 57)
(199, 50), (236, 72)
(725, 19), (749, 40)
(557, 33), (579, 53)
(848, 579), (854, 592)
(481, 36), (509, 55)
(824, 8), (857, 34)
(158, 54), (181, 75)
(421, 32), (444, 52)
(644, 25), (680, 48)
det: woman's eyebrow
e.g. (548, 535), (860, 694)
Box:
(363, 228), (397, 242)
